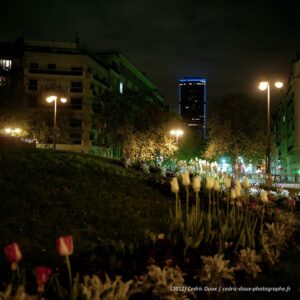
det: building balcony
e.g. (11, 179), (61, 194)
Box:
(28, 68), (83, 76)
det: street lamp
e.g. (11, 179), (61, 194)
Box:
(170, 129), (184, 145)
(258, 81), (283, 176)
(4, 127), (22, 136)
(46, 95), (67, 149)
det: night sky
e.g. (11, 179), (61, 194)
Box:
(1, 0), (299, 111)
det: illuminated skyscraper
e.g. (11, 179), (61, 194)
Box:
(178, 77), (206, 142)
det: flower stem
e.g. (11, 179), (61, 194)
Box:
(65, 255), (72, 292)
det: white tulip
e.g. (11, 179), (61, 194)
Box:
(206, 176), (214, 190)
(170, 177), (179, 193)
(192, 176), (201, 192)
(224, 177), (231, 188)
(231, 189), (236, 199)
(181, 172), (190, 186)
(260, 190), (268, 203)
(213, 180), (220, 191)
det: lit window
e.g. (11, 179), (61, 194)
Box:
(0, 59), (12, 70)
(119, 82), (124, 94)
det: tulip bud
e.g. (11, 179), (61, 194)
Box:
(4, 243), (22, 270)
(243, 177), (250, 189)
(35, 266), (52, 292)
(260, 190), (268, 203)
(230, 189), (236, 199)
(170, 177), (179, 193)
(290, 199), (296, 207)
(192, 176), (201, 192)
(224, 177), (231, 188)
(56, 235), (74, 256)
(213, 180), (220, 191)
(181, 172), (190, 186)
(235, 187), (241, 197)
(206, 176), (214, 190)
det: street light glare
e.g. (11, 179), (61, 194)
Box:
(60, 97), (67, 103)
(170, 129), (184, 136)
(14, 128), (22, 134)
(4, 128), (12, 134)
(46, 95), (57, 103)
(258, 81), (268, 91)
(275, 81), (283, 89)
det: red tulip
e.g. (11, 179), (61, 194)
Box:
(290, 199), (296, 207)
(249, 202), (257, 209)
(35, 266), (52, 292)
(4, 243), (22, 270)
(56, 235), (73, 256)
(274, 207), (281, 214)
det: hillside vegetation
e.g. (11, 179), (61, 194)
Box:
(0, 148), (171, 272)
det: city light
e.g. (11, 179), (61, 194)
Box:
(4, 127), (22, 136)
(170, 129), (184, 145)
(46, 95), (68, 149)
(275, 81), (284, 88)
(258, 81), (268, 91)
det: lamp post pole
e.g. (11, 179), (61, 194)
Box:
(46, 96), (67, 150)
(170, 129), (184, 145)
(266, 83), (271, 175)
(259, 81), (283, 177)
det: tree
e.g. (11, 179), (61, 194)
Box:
(92, 90), (183, 161)
(204, 94), (267, 166)
(0, 71), (30, 135)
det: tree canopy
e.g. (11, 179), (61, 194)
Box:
(204, 94), (267, 163)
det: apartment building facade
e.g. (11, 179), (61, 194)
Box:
(274, 54), (300, 181)
(0, 38), (163, 155)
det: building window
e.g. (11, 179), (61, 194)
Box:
(28, 79), (38, 91)
(48, 64), (56, 70)
(119, 82), (124, 94)
(69, 119), (82, 128)
(0, 59), (12, 70)
(70, 81), (83, 93)
(70, 133), (82, 144)
(70, 98), (82, 110)
(30, 62), (39, 69)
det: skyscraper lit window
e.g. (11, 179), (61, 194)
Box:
(178, 77), (206, 142)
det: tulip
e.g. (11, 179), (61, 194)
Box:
(181, 171), (190, 186)
(213, 180), (220, 191)
(260, 190), (268, 203)
(235, 186), (241, 197)
(290, 199), (296, 207)
(192, 176), (201, 192)
(56, 235), (73, 256)
(206, 176), (214, 190)
(157, 233), (165, 240)
(243, 177), (250, 189)
(224, 177), (231, 188)
(249, 202), (257, 209)
(4, 243), (22, 271)
(230, 189), (236, 199)
(170, 177), (179, 193)
(274, 207), (281, 214)
(35, 266), (52, 293)
(56, 235), (73, 290)
(236, 201), (243, 207)
(235, 181), (242, 191)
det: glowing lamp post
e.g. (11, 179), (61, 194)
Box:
(258, 81), (283, 176)
(170, 129), (184, 145)
(46, 95), (67, 150)
(4, 127), (22, 136)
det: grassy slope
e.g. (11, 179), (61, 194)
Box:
(0, 148), (172, 271)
